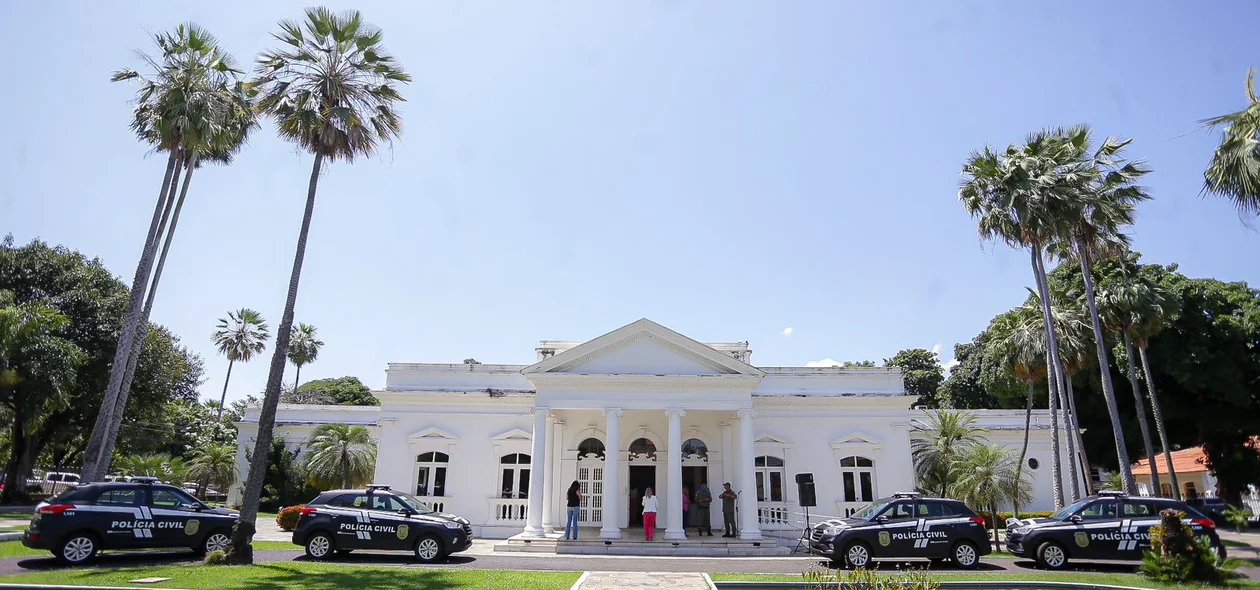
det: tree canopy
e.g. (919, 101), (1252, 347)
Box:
(280, 376), (378, 406)
(884, 348), (944, 408)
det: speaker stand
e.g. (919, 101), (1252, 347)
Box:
(792, 505), (812, 554)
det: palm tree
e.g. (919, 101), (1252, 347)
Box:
(230, 8), (410, 564)
(1047, 127), (1151, 494)
(1097, 275), (1161, 496)
(286, 323), (323, 388)
(949, 442), (1032, 552)
(960, 129), (1089, 508)
(211, 309), (269, 420)
(985, 304), (1047, 518)
(83, 24), (249, 482)
(910, 410), (988, 497)
(189, 444), (238, 496)
(302, 423), (377, 490)
(1203, 68), (1260, 217)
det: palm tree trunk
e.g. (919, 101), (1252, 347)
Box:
(216, 360), (235, 421)
(990, 502), (999, 552)
(1030, 245), (1065, 508)
(1139, 345), (1180, 500)
(1057, 362), (1082, 502)
(1076, 240), (1135, 493)
(82, 149), (181, 481)
(294, 365), (301, 391)
(229, 153), (324, 565)
(1122, 332), (1160, 496)
(1064, 377), (1095, 495)
(100, 157), (198, 477)
(1014, 383), (1034, 519)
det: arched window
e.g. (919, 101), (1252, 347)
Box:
(577, 438), (606, 461)
(840, 456), (876, 503)
(415, 451), (449, 497)
(754, 456), (785, 502)
(681, 438), (708, 461)
(499, 453), (531, 499)
(629, 438), (656, 461)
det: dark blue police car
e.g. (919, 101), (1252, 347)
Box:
(293, 484), (472, 563)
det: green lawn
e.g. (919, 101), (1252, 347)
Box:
(0, 539), (299, 559)
(710, 571), (1260, 590)
(0, 513), (32, 520)
(0, 563), (579, 589)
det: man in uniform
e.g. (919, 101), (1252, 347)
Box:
(719, 482), (738, 538)
(694, 483), (713, 536)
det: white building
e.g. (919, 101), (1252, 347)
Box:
(233, 319), (1075, 540)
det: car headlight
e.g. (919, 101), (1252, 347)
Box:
(826, 526), (843, 535)
(443, 521), (462, 529)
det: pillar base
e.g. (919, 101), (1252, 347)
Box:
(598, 527), (623, 540)
(523, 525), (546, 537)
(740, 530), (763, 541)
(663, 529), (686, 541)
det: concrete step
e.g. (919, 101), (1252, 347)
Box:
(495, 533), (791, 557)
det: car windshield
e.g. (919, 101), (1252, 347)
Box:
(394, 492), (437, 514)
(1049, 498), (1093, 521)
(850, 499), (892, 520)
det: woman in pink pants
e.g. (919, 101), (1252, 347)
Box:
(641, 488), (659, 541)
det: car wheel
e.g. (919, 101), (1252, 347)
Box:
(952, 540), (980, 570)
(56, 533), (98, 565)
(305, 532), (334, 560)
(842, 541), (871, 569)
(201, 530), (230, 555)
(1035, 541), (1068, 570)
(414, 534), (445, 563)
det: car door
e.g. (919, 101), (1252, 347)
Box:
(366, 494), (411, 551)
(94, 487), (148, 549)
(915, 501), (955, 558)
(332, 493), (375, 549)
(147, 487), (204, 547)
(1120, 499), (1162, 558)
(1073, 499), (1121, 560)
(874, 500), (920, 557)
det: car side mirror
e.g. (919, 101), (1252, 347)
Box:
(1069, 514), (1082, 523)
(876, 515), (888, 523)
(397, 508), (411, 517)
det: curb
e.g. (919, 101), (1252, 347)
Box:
(0, 533), (23, 542)
(713, 582), (1157, 590)
(569, 571), (590, 590)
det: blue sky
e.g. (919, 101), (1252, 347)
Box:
(3, 1), (1258, 403)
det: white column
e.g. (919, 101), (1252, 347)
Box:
(541, 414), (557, 534)
(736, 409), (762, 540)
(599, 408), (623, 539)
(664, 409), (686, 540)
(546, 419), (565, 533)
(524, 407), (548, 536)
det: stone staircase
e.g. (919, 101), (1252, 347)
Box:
(495, 532), (791, 557)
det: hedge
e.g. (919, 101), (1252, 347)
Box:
(276, 505), (304, 531)
(977, 511), (1056, 529)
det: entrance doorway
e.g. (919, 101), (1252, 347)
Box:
(628, 465), (656, 527)
(682, 466), (708, 527)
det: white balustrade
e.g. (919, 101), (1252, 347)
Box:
(835, 501), (868, 518)
(757, 501), (792, 529)
(414, 496), (446, 514)
(489, 498), (529, 523)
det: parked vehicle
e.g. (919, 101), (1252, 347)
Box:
(1005, 491), (1225, 570)
(293, 484), (472, 563)
(1185, 497), (1233, 526)
(808, 492), (991, 569)
(21, 477), (239, 565)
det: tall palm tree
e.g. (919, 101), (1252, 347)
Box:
(950, 442), (1032, 552)
(211, 309), (269, 420)
(83, 24), (248, 482)
(188, 444), (238, 496)
(302, 423), (377, 490)
(1203, 68), (1260, 217)
(910, 410), (988, 497)
(286, 323), (323, 388)
(1097, 276), (1161, 496)
(984, 306), (1045, 519)
(1047, 127), (1151, 494)
(230, 8), (410, 564)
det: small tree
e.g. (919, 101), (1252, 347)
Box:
(302, 424), (377, 489)
(910, 410), (987, 497)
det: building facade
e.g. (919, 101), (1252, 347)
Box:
(233, 319), (1075, 540)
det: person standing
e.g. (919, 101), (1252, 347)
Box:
(681, 486), (691, 538)
(694, 483), (713, 536)
(719, 482), (738, 538)
(641, 487), (659, 541)
(564, 480), (582, 540)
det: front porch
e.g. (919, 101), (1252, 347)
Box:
(495, 531), (792, 557)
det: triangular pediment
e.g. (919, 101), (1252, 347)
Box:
(522, 319), (764, 377)
(408, 427), (460, 443)
(491, 428), (532, 442)
(831, 432), (881, 447)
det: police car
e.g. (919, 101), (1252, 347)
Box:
(21, 477), (238, 565)
(293, 484), (472, 563)
(809, 492), (991, 569)
(1005, 491), (1227, 570)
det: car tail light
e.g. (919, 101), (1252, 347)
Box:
(1191, 517), (1215, 528)
(37, 504), (73, 515)
(299, 507), (318, 516)
(969, 516), (986, 526)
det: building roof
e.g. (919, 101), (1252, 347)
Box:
(1131, 437), (1260, 476)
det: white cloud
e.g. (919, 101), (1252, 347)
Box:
(931, 343), (941, 356)
(806, 358), (842, 368)
(783, 327), (793, 337)
(943, 358), (961, 372)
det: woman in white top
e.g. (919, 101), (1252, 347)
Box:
(641, 487), (658, 541)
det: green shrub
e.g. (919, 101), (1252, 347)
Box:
(203, 549), (228, 565)
(276, 505), (304, 531)
(802, 567), (941, 590)
(1222, 505), (1252, 533)
(1141, 508), (1240, 586)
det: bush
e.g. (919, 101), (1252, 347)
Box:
(1141, 508), (1240, 586)
(1222, 505), (1252, 533)
(977, 510), (1056, 529)
(203, 549), (227, 565)
(804, 567), (940, 590)
(276, 505), (304, 531)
